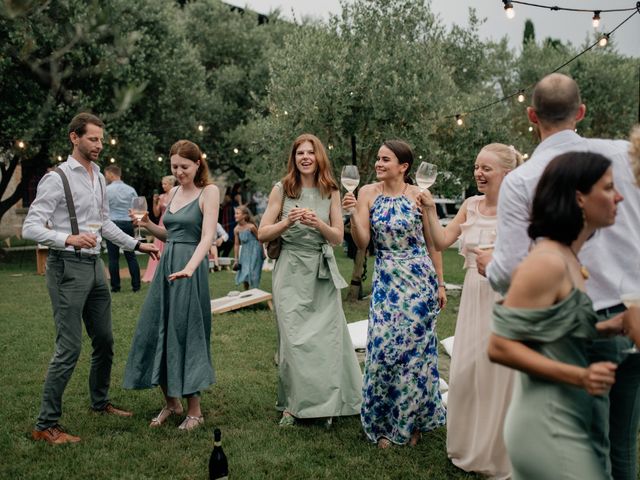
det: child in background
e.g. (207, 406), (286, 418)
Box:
(233, 206), (264, 289)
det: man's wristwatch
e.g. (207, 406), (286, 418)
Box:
(134, 241), (141, 251)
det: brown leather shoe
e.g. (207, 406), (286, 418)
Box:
(32, 425), (81, 444)
(97, 403), (133, 417)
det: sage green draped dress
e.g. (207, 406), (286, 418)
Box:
(273, 185), (363, 418)
(493, 289), (610, 480)
(123, 191), (214, 398)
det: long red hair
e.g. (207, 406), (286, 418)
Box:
(281, 133), (338, 199)
(169, 139), (210, 188)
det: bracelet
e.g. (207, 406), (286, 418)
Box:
(438, 285), (445, 289)
(134, 241), (141, 251)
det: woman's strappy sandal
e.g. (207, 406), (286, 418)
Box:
(149, 405), (184, 428)
(377, 437), (392, 449)
(178, 415), (204, 431)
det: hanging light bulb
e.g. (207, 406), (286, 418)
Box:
(503, 1), (515, 19)
(523, 153), (529, 160)
(202, 153), (207, 159)
(528, 126), (534, 132)
(17, 140), (25, 149)
(598, 34), (609, 47)
(592, 11), (601, 29)
(455, 115), (464, 126)
(110, 157), (116, 163)
(197, 124), (204, 132)
(283, 110), (288, 116)
(57, 155), (63, 161)
(233, 148), (239, 154)
(517, 91), (525, 103)
(110, 138), (117, 146)
(157, 156), (163, 162)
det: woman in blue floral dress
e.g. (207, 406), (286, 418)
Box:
(343, 140), (447, 448)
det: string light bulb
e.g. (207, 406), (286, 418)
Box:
(57, 155), (63, 161)
(592, 11), (601, 29)
(503, 1), (515, 19)
(517, 91), (525, 103)
(598, 34), (609, 47)
(197, 124), (204, 132)
(157, 156), (163, 162)
(283, 110), (288, 116)
(202, 153), (207, 159)
(233, 148), (239, 154)
(109, 157), (116, 163)
(17, 140), (25, 149)
(523, 153), (529, 160)
(455, 115), (464, 126)
(110, 138), (117, 146)
(528, 126), (534, 132)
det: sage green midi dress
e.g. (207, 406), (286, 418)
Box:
(493, 288), (610, 480)
(123, 191), (215, 398)
(273, 185), (363, 418)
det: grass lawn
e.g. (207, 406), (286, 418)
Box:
(0, 246), (480, 480)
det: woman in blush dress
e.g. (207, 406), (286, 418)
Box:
(421, 143), (522, 479)
(343, 139), (446, 448)
(142, 175), (176, 282)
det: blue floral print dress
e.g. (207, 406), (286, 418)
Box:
(361, 193), (446, 444)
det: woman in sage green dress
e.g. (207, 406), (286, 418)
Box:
(488, 152), (623, 480)
(258, 133), (362, 427)
(124, 140), (220, 431)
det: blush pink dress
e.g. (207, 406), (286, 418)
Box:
(446, 195), (515, 479)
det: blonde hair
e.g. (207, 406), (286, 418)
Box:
(235, 205), (256, 226)
(480, 143), (524, 171)
(630, 125), (640, 186)
(162, 175), (176, 186)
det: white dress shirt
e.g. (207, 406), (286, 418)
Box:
(487, 130), (640, 311)
(22, 156), (138, 255)
(215, 223), (229, 243)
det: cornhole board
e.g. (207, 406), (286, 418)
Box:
(211, 288), (273, 314)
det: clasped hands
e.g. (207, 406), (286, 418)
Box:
(286, 207), (322, 229)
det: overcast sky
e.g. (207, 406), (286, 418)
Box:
(225, 0), (639, 58)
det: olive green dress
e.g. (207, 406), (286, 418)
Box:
(123, 190), (214, 398)
(493, 289), (610, 480)
(273, 185), (363, 418)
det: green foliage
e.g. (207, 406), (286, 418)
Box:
(523, 19), (535, 46)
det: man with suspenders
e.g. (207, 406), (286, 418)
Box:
(22, 112), (159, 444)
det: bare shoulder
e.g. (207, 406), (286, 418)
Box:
(358, 183), (379, 198)
(509, 248), (567, 302)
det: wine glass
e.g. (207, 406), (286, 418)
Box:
(86, 221), (102, 235)
(341, 165), (360, 193)
(130, 196), (148, 240)
(477, 228), (497, 251)
(620, 274), (640, 353)
(341, 165), (360, 215)
(415, 162), (437, 191)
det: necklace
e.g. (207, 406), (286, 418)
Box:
(568, 246), (590, 280)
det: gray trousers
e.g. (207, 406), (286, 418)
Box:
(36, 250), (113, 430)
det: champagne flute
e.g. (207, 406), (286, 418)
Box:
(341, 165), (360, 215)
(86, 221), (102, 235)
(620, 274), (640, 353)
(415, 162), (437, 191)
(131, 196), (148, 240)
(477, 228), (497, 251)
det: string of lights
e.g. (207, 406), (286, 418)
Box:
(449, 3), (639, 126)
(4, 3), (639, 157)
(502, 0), (640, 27)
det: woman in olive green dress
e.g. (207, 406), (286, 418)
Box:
(488, 152), (623, 479)
(258, 133), (363, 426)
(124, 140), (220, 431)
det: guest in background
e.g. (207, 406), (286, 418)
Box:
(123, 139), (219, 431)
(420, 143), (522, 478)
(104, 165), (141, 293)
(233, 206), (263, 289)
(218, 190), (236, 257)
(258, 133), (362, 427)
(343, 139), (446, 448)
(209, 223), (228, 271)
(142, 175), (176, 283)
(488, 151), (622, 479)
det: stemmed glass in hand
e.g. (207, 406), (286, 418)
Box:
(130, 196), (148, 240)
(341, 165), (360, 214)
(415, 162), (437, 191)
(478, 228), (497, 251)
(620, 274), (640, 353)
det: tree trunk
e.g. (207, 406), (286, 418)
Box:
(0, 156), (25, 226)
(346, 247), (366, 301)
